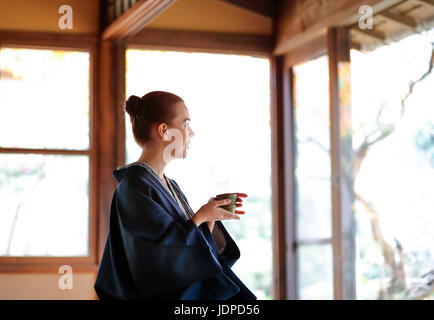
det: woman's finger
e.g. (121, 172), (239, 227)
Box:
(236, 197), (243, 202)
(216, 207), (241, 218)
(217, 211), (239, 220)
(227, 213), (240, 220)
(235, 193), (248, 198)
(235, 210), (245, 214)
(214, 199), (232, 207)
(236, 203), (243, 207)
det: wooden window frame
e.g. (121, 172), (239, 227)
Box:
(96, 39), (127, 267)
(0, 30), (99, 273)
(280, 27), (356, 300)
(327, 27), (356, 300)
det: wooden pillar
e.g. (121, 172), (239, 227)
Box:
(97, 39), (126, 262)
(327, 27), (356, 300)
(270, 55), (297, 300)
(284, 66), (297, 300)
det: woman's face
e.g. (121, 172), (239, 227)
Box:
(163, 101), (195, 160)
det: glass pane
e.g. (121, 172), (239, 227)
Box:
(293, 56), (332, 240)
(126, 50), (273, 299)
(297, 244), (334, 299)
(351, 29), (434, 299)
(0, 47), (90, 150)
(296, 177), (332, 239)
(0, 154), (89, 256)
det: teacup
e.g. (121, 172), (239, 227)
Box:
(215, 193), (237, 212)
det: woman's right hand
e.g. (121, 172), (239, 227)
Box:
(191, 198), (240, 227)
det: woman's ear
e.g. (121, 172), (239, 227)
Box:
(162, 131), (170, 141)
(157, 123), (167, 140)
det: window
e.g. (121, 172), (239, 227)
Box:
(0, 46), (93, 258)
(289, 28), (434, 300)
(125, 49), (273, 299)
(350, 30), (434, 300)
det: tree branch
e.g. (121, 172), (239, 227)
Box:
(298, 135), (330, 153)
(400, 44), (434, 117)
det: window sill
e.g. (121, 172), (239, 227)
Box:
(0, 257), (99, 273)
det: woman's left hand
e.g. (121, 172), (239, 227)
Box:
(207, 193), (248, 232)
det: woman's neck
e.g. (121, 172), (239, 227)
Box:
(137, 146), (167, 180)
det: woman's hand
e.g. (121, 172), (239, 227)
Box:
(191, 193), (248, 228)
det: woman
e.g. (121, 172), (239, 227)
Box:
(94, 91), (257, 300)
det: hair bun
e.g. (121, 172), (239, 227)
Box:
(125, 95), (142, 116)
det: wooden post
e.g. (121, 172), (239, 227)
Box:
(327, 27), (356, 300)
(270, 54), (298, 300)
(97, 39), (126, 262)
(270, 55), (298, 300)
(284, 66), (297, 300)
(270, 55), (285, 299)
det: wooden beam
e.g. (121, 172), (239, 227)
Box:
(414, 0), (434, 7)
(327, 27), (356, 300)
(351, 27), (386, 41)
(97, 40), (126, 262)
(329, 28), (343, 300)
(102, 0), (176, 41)
(219, 0), (274, 17)
(283, 66), (297, 300)
(270, 55), (287, 300)
(127, 28), (273, 56)
(0, 147), (89, 155)
(0, 261), (99, 273)
(0, 30), (97, 49)
(274, 0), (404, 55)
(350, 41), (362, 51)
(379, 11), (417, 29)
(279, 68), (299, 300)
(283, 34), (327, 68)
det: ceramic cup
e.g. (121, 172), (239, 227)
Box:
(215, 193), (237, 213)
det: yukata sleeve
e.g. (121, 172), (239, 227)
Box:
(115, 176), (223, 298)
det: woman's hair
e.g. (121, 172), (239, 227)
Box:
(125, 91), (184, 145)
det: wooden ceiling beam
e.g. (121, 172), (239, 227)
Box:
(413, 0), (434, 7)
(127, 28), (273, 56)
(350, 41), (362, 51)
(218, 0), (274, 17)
(379, 11), (418, 29)
(102, 0), (176, 41)
(351, 27), (386, 41)
(274, 0), (404, 55)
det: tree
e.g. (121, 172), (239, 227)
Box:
(299, 32), (434, 299)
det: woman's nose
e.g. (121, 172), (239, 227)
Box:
(189, 127), (195, 137)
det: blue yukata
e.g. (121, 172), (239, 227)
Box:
(94, 161), (257, 300)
